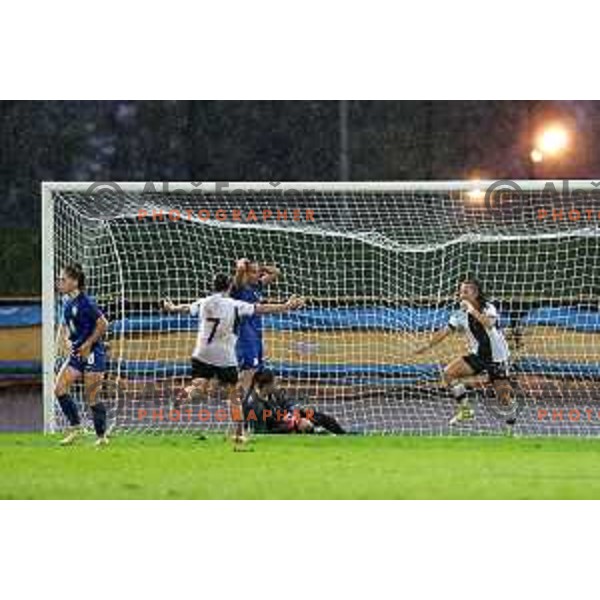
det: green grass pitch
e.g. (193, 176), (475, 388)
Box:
(2, 433), (600, 499)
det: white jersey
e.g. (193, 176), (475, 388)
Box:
(448, 302), (509, 363)
(190, 293), (255, 367)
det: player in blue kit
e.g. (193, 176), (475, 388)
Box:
(54, 263), (110, 446)
(231, 258), (281, 395)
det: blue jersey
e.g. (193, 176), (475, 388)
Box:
(230, 282), (265, 370)
(230, 282), (264, 342)
(62, 292), (105, 352)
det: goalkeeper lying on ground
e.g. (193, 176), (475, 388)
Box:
(242, 370), (346, 434)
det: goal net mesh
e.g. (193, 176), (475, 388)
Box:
(46, 182), (600, 435)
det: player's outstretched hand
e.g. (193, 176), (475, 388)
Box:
(162, 298), (176, 312)
(286, 295), (306, 310)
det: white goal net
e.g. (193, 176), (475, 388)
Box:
(42, 181), (600, 435)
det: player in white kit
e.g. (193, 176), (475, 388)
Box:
(163, 273), (305, 448)
(415, 278), (516, 427)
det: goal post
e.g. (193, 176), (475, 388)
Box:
(42, 180), (600, 435)
(41, 183), (57, 434)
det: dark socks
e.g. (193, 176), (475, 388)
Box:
(57, 394), (81, 426)
(91, 402), (107, 437)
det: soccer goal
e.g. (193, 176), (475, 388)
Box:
(42, 181), (600, 435)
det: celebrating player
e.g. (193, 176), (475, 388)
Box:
(243, 370), (346, 435)
(415, 278), (516, 427)
(231, 258), (281, 395)
(55, 263), (110, 446)
(163, 273), (304, 448)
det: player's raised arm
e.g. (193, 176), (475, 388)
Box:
(254, 295), (305, 314)
(414, 327), (451, 355)
(460, 298), (497, 330)
(259, 264), (280, 285)
(233, 257), (280, 287)
(233, 257), (250, 288)
(162, 298), (195, 314)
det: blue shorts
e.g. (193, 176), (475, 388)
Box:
(236, 339), (264, 371)
(67, 346), (107, 374)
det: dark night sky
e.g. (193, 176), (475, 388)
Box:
(0, 100), (598, 227)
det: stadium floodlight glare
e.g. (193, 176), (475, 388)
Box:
(536, 123), (569, 157)
(530, 148), (544, 163)
(466, 180), (485, 203)
(42, 181), (600, 436)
